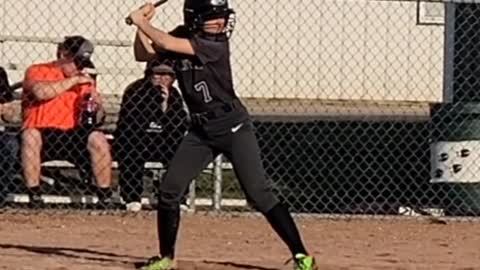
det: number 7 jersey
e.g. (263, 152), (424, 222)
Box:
(172, 28), (242, 114)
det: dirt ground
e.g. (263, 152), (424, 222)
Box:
(0, 210), (479, 270)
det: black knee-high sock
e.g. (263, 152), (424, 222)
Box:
(157, 206), (180, 259)
(265, 203), (307, 256)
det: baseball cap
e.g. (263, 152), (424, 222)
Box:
(60, 35), (94, 68)
(146, 58), (175, 76)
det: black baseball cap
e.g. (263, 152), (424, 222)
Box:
(60, 35), (94, 68)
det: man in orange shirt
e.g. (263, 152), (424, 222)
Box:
(21, 36), (113, 208)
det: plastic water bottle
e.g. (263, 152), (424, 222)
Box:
(81, 93), (96, 129)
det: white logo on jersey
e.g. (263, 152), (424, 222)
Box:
(178, 59), (203, 71)
(146, 122), (163, 133)
(211, 0), (226, 6)
(231, 123), (244, 133)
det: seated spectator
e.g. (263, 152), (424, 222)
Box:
(21, 35), (113, 208)
(0, 67), (14, 105)
(0, 66), (18, 207)
(114, 58), (188, 212)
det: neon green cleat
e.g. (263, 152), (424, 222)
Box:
(293, 253), (317, 270)
(140, 256), (176, 270)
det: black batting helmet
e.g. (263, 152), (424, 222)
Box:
(183, 0), (235, 36)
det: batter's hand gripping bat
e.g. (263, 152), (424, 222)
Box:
(125, 0), (168, 26)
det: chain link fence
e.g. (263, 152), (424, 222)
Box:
(1, 0), (480, 219)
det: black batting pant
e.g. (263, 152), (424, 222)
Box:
(158, 120), (279, 213)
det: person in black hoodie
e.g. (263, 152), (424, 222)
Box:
(114, 58), (188, 212)
(0, 67), (14, 105)
(0, 66), (17, 207)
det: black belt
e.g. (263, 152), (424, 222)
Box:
(190, 100), (240, 125)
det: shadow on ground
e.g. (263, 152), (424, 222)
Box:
(1, 243), (282, 270)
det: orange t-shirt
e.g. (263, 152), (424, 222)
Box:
(22, 62), (95, 130)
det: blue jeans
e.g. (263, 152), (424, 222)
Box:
(0, 130), (20, 205)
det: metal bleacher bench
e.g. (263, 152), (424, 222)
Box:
(38, 140), (237, 210)
(41, 133), (233, 171)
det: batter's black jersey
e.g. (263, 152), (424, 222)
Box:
(168, 26), (248, 125)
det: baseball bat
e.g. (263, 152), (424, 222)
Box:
(125, 0), (168, 26)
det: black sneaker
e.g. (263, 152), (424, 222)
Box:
(0, 193), (7, 209)
(28, 194), (45, 209)
(94, 187), (116, 210)
(95, 197), (117, 210)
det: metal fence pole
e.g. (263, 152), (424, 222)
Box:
(213, 155), (223, 211)
(188, 180), (196, 213)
